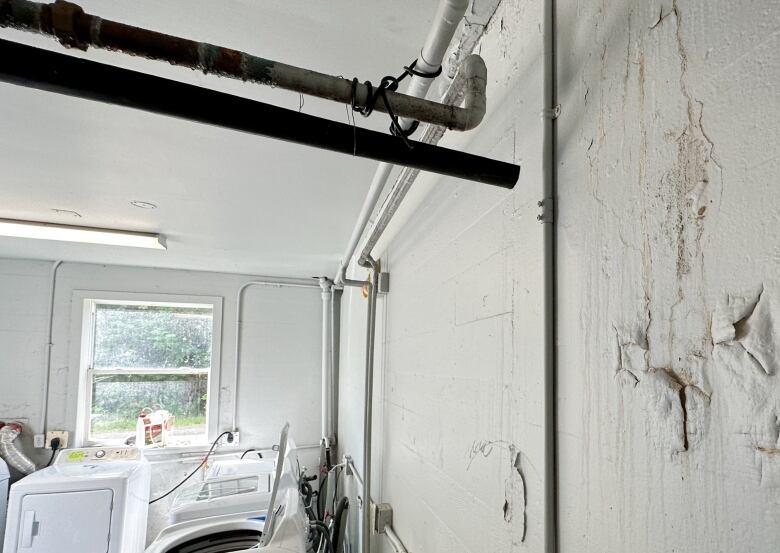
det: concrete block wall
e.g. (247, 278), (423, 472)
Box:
(338, 0), (547, 550)
(338, 0), (780, 552)
(556, 0), (780, 551)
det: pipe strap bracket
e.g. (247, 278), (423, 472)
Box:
(537, 198), (554, 224)
(542, 104), (561, 120)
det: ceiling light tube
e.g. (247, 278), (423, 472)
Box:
(0, 218), (166, 249)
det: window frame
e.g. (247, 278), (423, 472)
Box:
(72, 290), (223, 447)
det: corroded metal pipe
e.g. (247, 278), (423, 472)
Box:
(0, 0), (488, 131)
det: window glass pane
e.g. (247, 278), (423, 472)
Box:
(90, 373), (208, 445)
(94, 303), (213, 369)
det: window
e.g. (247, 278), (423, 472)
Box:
(77, 294), (222, 447)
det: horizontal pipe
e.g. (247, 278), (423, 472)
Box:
(0, 0), (486, 131)
(0, 39), (519, 188)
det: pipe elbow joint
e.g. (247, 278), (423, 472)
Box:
(457, 54), (488, 131)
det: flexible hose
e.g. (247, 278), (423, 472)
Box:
(330, 497), (349, 552)
(0, 423), (36, 474)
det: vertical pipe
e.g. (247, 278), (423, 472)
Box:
(360, 259), (379, 553)
(331, 288), (342, 444)
(542, 0), (558, 551)
(319, 277), (334, 441)
(39, 259), (62, 434)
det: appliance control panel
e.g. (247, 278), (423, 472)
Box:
(54, 447), (142, 464)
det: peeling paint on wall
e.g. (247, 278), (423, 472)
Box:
(712, 285), (780, 487)
(466, 440), (527, 543)
(559, 0), (780, 549)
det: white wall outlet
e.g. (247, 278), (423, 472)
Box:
(219, 430), (239, 447)
(45, 430), (69, 449)
(33, 434), (45, 448)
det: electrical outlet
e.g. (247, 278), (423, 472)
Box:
(218, 430), (239, 447)
(45, 430), (69, 449)
(33, 434), (45, 448)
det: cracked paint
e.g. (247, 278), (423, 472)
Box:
(557, 0), (780, 549)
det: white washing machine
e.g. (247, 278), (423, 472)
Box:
(0, 457), (9, 547)
(145, 458), (276, 553)
(146, 424), (306, 553)
(168, 457), (276, 525)
(3, 447), (150, 553)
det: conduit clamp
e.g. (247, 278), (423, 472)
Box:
(542, 104), (561, 120)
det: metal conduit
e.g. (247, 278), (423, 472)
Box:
(0, 0), (487, 132)
(232, 277), (320, 432)
(542, 0), (559, 551)
(0, 39), (519, 188)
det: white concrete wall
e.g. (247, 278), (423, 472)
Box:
(338, 0), (780, 552)
(556, 0), (780, 551)
(0, 257), (322, 540)
(338, 0), (547, 550)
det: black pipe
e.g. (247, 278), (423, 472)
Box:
(0, 39), (519, 188)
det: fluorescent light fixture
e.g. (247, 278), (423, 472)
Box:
(0, 218), (166, 250)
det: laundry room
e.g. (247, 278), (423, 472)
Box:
(1, 0), (780, 552)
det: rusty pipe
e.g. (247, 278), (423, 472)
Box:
(0, 0), (487, 132)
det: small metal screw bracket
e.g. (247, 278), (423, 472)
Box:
(377, 272), (390, 294)
(537, 198), (554, 224)
(372, 503), (393, 534)
(542, 104), (561, 120)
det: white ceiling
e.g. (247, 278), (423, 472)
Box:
(0, 0), (441, 277)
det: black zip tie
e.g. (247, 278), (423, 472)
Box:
(350, 58), (442, 148)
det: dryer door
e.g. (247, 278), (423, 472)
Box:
(15, 489), (113, 552)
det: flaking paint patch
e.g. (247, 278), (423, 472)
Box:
(712, 286), (780, 486)
(465, 440), (526, 541)
(615, 325), (710, 452)
(503, 451), (527, 542)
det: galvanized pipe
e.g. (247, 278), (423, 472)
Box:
(340, 269), (378, 553)
(39, 259), (62, 435)
(0, 39), (519, 188)
(319, 277), (334, 442)
(0, 0), (487, 132)
(542, 0), (559, 551)
(359, 257), (379, 553)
